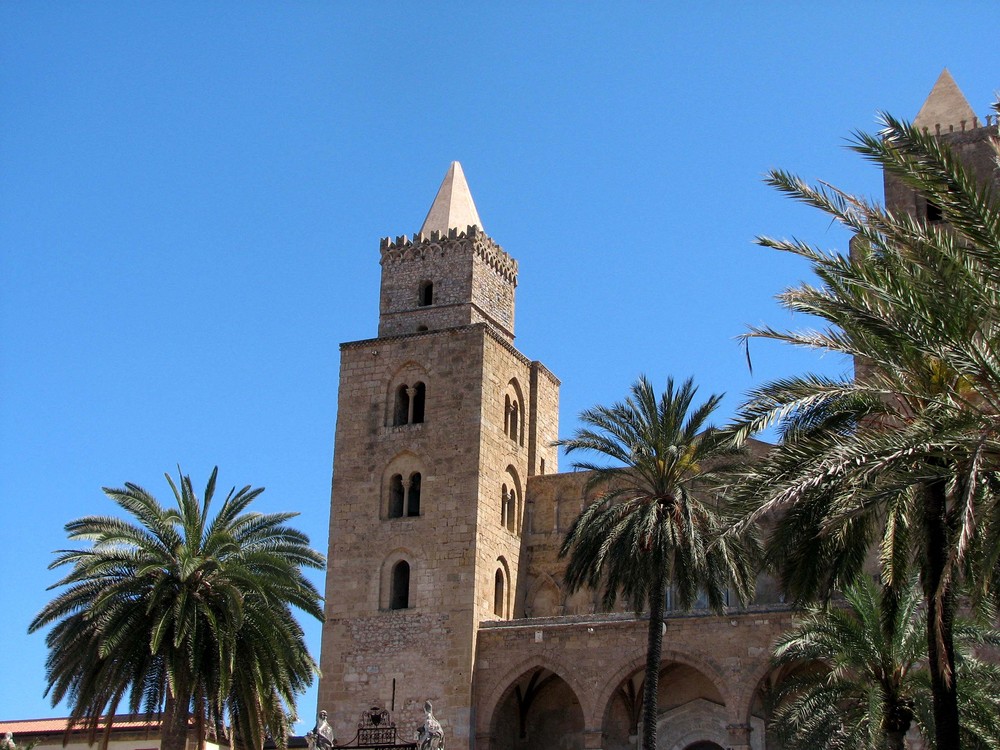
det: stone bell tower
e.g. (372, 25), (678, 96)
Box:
(883, 68), (1000, 220)
(318, 162), (560, 749)
(854, 70), (1000, 385)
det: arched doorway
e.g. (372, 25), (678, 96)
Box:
(490, 667), (585, 750)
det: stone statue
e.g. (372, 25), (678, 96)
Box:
(415, 701), (444, 750)
(305, 710), (335, 750)
(0, 732), (15, 750)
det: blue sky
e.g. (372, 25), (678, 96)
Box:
(3, 1), (1000, 730)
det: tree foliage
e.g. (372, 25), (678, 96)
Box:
(29, 467), (325, 750)
(558, 375), (758, 750)
(770, 577), (1000, 750)
(728, 110), (1000, 748)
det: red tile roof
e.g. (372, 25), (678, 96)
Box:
(0, 717), (160, 734)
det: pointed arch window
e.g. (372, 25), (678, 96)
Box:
(494, 569), (506, 618)
(392, 381), (426, 426)
(387, 471), (422, 519)
(412, 382), (426, 424)
(390, 561), (410, 610)
(506, 486), (517, 532)
(407, 473), (421, 517)
(389, 474), (405, 518)
(503, 466), (522, 536)
(503, 379), (525, 446)
(394, 385), (410, 426)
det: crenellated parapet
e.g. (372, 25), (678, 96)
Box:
(919, 114), (998, 135)
(379, 224), (519, 285)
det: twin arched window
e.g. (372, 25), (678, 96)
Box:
(504, 379), (524, 445)
(501, 484), (517, 532)
(393, 382), (426, 426)
(388, 472), (422, 518)
(501, 467), (522, 535)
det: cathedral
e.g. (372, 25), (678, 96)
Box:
(316, 71), (999, 750)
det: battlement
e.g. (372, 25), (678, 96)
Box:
(919, 113), (998, 135)
(379, 224), (518, 284)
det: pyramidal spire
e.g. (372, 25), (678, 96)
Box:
(913, 68), (977, 132)
(419, 162), (484, 236)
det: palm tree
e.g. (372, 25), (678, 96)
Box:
(558, 375), (758, 750)
(728, 108), (1000, 749)
(29, 467), (325, 750)
(769, 576), (1000, 750)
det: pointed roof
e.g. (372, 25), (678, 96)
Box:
(419, 161), (484, 235)
(914, 68), (978, 131)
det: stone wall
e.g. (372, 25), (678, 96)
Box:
(378, 229), (518, 340)
(319, 320), (561, 748)
(320, 325), (491, 742)
(473, 609), (796, 750)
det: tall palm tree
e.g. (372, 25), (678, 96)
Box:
(29, 467), (325, 750)
(769, 576), (1000, 750)
(558, 375), (758, 750)
(728, 108), (1000, 749)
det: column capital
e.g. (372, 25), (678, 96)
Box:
(726, 721), (753, 750)
(582, 728), (605, 749)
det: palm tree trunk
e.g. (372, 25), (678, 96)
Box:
(641, 576), (665, 750)
(884, 699), (913, 750)
(161, 691), (190, 750)
(922, 477), (960, 750)
(886, 729), (907, 750)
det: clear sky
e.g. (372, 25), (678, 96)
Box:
(3, 0), (1000, 731)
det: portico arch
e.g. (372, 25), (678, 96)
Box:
(478, 654), (591, 740)
(597, 648), (738, 750)
(488, 665), (585, 750)
(596, 647), (732, 731)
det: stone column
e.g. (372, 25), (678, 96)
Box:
(583, 728), (604, 750)
(406, 386), (417, 424)
(726, 722), (753, 750)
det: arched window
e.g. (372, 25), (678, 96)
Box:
(390, 380), (427, 427)
(412, 382), (426, 424)
(506, 487), (517, 532)
(394, 384), (410, 426)
(389, 474), (405, 518)
(407, 472), (421, 517)
(504, 466), (522, 536)
(384, 455), (425, 520)
(418, 280), (434, 306)
(390, 561), (410, 610)
(504, 379), (525, 446)
(494, 569), (505, 618)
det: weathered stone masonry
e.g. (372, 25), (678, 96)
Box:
(319, 75), (1000, 750)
